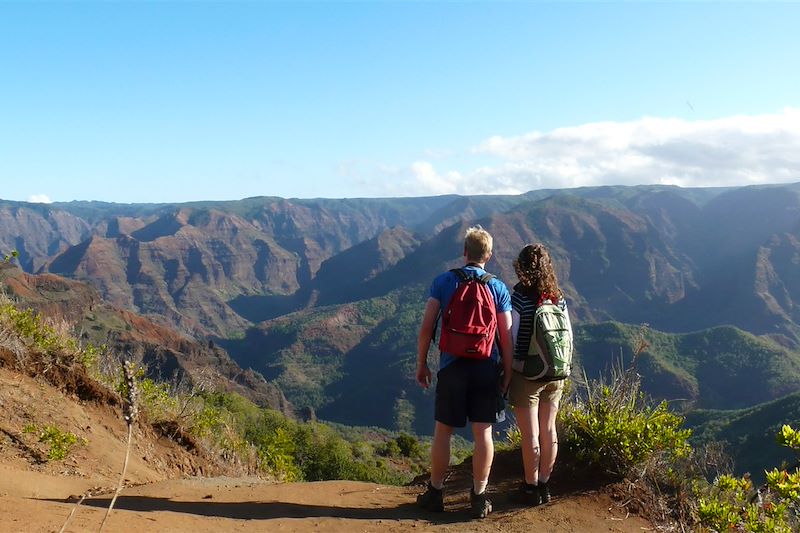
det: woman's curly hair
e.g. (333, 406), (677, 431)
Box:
(513, 243), (562, 298)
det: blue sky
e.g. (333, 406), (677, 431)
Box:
(1, 2), (799, 203)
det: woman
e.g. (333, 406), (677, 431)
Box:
(508, 243), (571, 505)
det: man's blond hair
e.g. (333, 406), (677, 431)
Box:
(464, 225), (493, 263)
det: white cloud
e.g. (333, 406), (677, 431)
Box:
(409, 162), (460, 195)
(27, 194), (52, 203)
(347, 108), (800, 197)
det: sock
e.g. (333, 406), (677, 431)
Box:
(430, 479), (444, 490)
(474, 479), (488, 495)
(538, 476), (549, 485)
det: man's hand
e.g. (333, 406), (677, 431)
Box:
(416, 363), (432, 389)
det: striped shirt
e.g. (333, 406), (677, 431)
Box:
(511, 286), (568, 359)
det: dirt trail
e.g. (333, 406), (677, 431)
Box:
(1, 477), (653, 533)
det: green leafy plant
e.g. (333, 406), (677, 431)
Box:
(24, 424), (85, 461)
(77, 342), (106, 371)
(697, 425), (800, 532)
(241, 409), (408, 484)
(189, 404), (224, 438)
(378, 439), (401, 457)
(562, 383), (691, 478)
(560, 325), (692, 480)
(0, 298), (104, 374)
(2, 305), (65, 354)
(256, 426), (302, 481)
(495, 419), (522, 451)
(378, 432), (422, 459)
(394, 432), (421, 457)
(115, 366), (178, 423)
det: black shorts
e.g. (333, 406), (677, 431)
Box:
(435, 358), (504, 428)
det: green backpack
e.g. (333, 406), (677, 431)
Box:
(513, 296), (574, 381)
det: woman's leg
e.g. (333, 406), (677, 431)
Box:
(538, 399), (560, 482)
(513, 404), (541, 485)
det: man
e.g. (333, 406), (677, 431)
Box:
(415, 225), (514, 519)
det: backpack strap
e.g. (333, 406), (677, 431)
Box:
(478, 273), (495, 284)
(436, 269), (469, 344)
(449, 268), (472, 282)
(449, 268), (494, 285)
(432, 309), (441, 344)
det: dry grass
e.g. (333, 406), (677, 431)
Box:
(99, 360), (139, 531)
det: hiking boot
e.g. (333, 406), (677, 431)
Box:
(515, 481), (541, 506)
(538, 481), (551, 504)
(416, 483), (444, 512)
(470, 488), (492, 519)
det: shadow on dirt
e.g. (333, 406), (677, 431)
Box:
(45, 448), (614, 524)
(46, 496), (475, 524)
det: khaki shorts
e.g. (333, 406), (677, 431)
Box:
(508, 372), (565, 409)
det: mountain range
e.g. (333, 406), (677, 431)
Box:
(0, 262), (292, 415)
(2, 182), (800, 474)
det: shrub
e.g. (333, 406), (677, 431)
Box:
(296, 424), (358, 481)
(395, 433), (421, 457)
(696, 425), (800, 532)
(560, 363), (691, 480)
(24, 424), (86, 461)
(256, 426), (301, 481)
(241, 410), (407, 484)
(2, 305), (69, 355)
(78, 341), (107, 371)
(0, 296), (105, 375)
(378, 439), (401, 457)
(560, 326), (691, 480)
(497, 420), (522, 451)
(189, 404), (225, 438)
(115, 366), (178, 423)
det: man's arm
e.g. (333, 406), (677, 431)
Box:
(496, 310), (513, 391)
(416, 297), (440, 389)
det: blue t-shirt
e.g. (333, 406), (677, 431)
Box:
(430, 265), (512, 370)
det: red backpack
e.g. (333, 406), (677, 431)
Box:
(438, 268), (497, 359)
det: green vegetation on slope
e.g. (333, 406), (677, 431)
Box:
(231, 309), (800, 442)
(577, 322), (800, 410)
(687, 392), (800, 478)
(696, 425), (800, 533)
(0, 293), (429, 484)
(223, 285), (431, 432)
